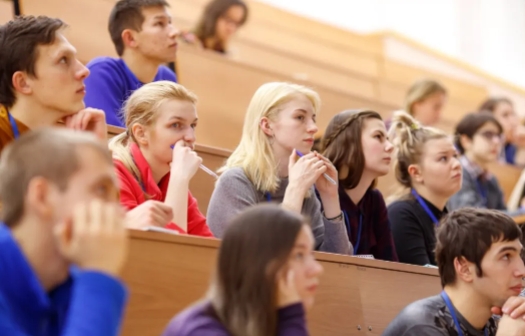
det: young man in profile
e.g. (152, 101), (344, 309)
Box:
(0, 16), (107, 153)
(84, 0), (179, 127)
(0, 128), (129, 335)
(383, 207), (525, 336)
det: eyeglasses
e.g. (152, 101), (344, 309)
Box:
(477, 130), (503, 141)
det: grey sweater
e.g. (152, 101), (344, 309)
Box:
(206, 167), (353, 255)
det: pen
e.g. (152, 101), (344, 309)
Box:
(170, 144), (219, 179)
(295, 150), (337, 185)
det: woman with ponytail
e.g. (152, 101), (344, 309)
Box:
(387, 111), (462, 266)
(321, 110), (397, 261)
(109, 81), (213, 236)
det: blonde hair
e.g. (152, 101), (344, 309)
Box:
(404, 79), (447, 115)
(220, 82), (321, 193)
(108, 81), (197, 187)
(387, 110), (448, 202)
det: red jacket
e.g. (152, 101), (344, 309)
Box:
(114, 143), (213, 237)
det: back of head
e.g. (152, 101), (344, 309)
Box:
(321, 109), (382, 189)
(210, 203), (305, 336)
(222, 82), (320, 193)
(478, 97), (513, 113)
(194, 0), (249, 42)
(0, 128), (112, 228)
(388, 110), (448, 196)
(435, 208), (521, 288)
(108, 81), (197, 182)
(0, 15), (66, 108)
(109, 0), (169, 56)
(404, 79), (447, 115)
(454, 112), (503, 155)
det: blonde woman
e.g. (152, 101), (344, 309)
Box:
(109, 81), (213, 237)
(206, 82), (352, 255)
(387, 79), (447, 128)
(387, 111), (462, 266)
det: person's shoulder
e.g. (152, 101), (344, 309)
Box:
(219, 167), (249, 181)
(86, 57), (123, 71)
(163, 301), (227, 336)
(385, 296), (445, 334)
(156, 65), (178, 82)
(387, 197), (416, 212)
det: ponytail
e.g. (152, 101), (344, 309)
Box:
(109, 131), (144, 186)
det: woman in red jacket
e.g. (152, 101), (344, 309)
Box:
(109, 81), (213, 237)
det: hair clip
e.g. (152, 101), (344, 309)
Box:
(410, 123), (419, 130)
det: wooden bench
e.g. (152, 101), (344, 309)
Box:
(121, 230), (441, 336)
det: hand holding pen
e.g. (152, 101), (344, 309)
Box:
(295, 150), (337, 185)
(170, 143), (219, 179)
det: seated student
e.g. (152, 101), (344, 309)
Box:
(183, 0), (248, 54)
(387, 111), (462, 266)
(109, 81), (212, 236)
(207, 82), (352, 255)
(163, 204), (321, 335)
(320, 109), (398, 261)
(0, 128), (128, 335)
(84, 0), (179, 127)
(386, 79), (447, 129)
(0, 16), (107, 152)
(479, 97), (525, 166)
(383, 208), (525, 336)
(448, 112), (506, 211)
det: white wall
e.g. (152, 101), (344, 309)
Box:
(258, 0), (525, 89)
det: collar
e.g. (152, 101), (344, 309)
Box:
(338, 185), (371, 212)
(0, 105), (30, 135)
(130, 142), (170, 199)
(0, 224), (72, 315)
(460, 155), (491, 181)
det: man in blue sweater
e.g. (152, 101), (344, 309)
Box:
(0, 128), (129, 336)
(84, 0), (179, 127)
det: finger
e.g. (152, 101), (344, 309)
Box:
(491, 307), (503, 315)
(503, 296), (522, 315)
(64, 115), (73, 128)
(311, 159), (325, 171)
(510, 302), (525, 319)
(80, 110), (93, 130)
(289, 149), (298, 167)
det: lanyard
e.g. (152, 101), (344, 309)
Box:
(411, 189), (439, 225)
(8, 112), (20, 139)
(343, 210), (363, 253)
(441, 291), (488, 336)
(475, 179), (488, 207)
(265, 192), (271, 202)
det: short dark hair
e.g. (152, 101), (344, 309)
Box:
(479, 97), (514, 113)
(454, 112), (503, 154)
(109, 0), (170, 56)
(0, 16), (66, 108)
(0, 128), (113, 228)
(321, 109), (383, 189)
(435, 208), (522, 288)
(194, 0), (248, 49)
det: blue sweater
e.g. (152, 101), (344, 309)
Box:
(0, 224), (128, 336)
(84, 57), (177, 127)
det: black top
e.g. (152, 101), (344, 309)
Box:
(388, 195), (448, 266)
(382, 295), (497, 336)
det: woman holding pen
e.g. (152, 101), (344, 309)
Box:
(206, 82), (352, 255)
(109, 81), (213, 237)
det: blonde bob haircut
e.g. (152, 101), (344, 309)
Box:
(220, 82), (321, 193)
(109, 81), (198, 188)
(403, 79), (447, 115)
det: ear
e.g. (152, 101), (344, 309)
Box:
(12, 71), (33, 96)
(407, 164), (423, 183)
(26, 177), (56, 221)
(260, 117), (273, 137)
(454, 256), (475, 283)
(121, 29), (139, 49)
(459, 134), (472, 152)
(131, 123), (148, 146)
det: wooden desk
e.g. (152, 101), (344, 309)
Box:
(121, 231), (440, 336)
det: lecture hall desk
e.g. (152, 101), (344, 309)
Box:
(121, 231), (441, 336)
